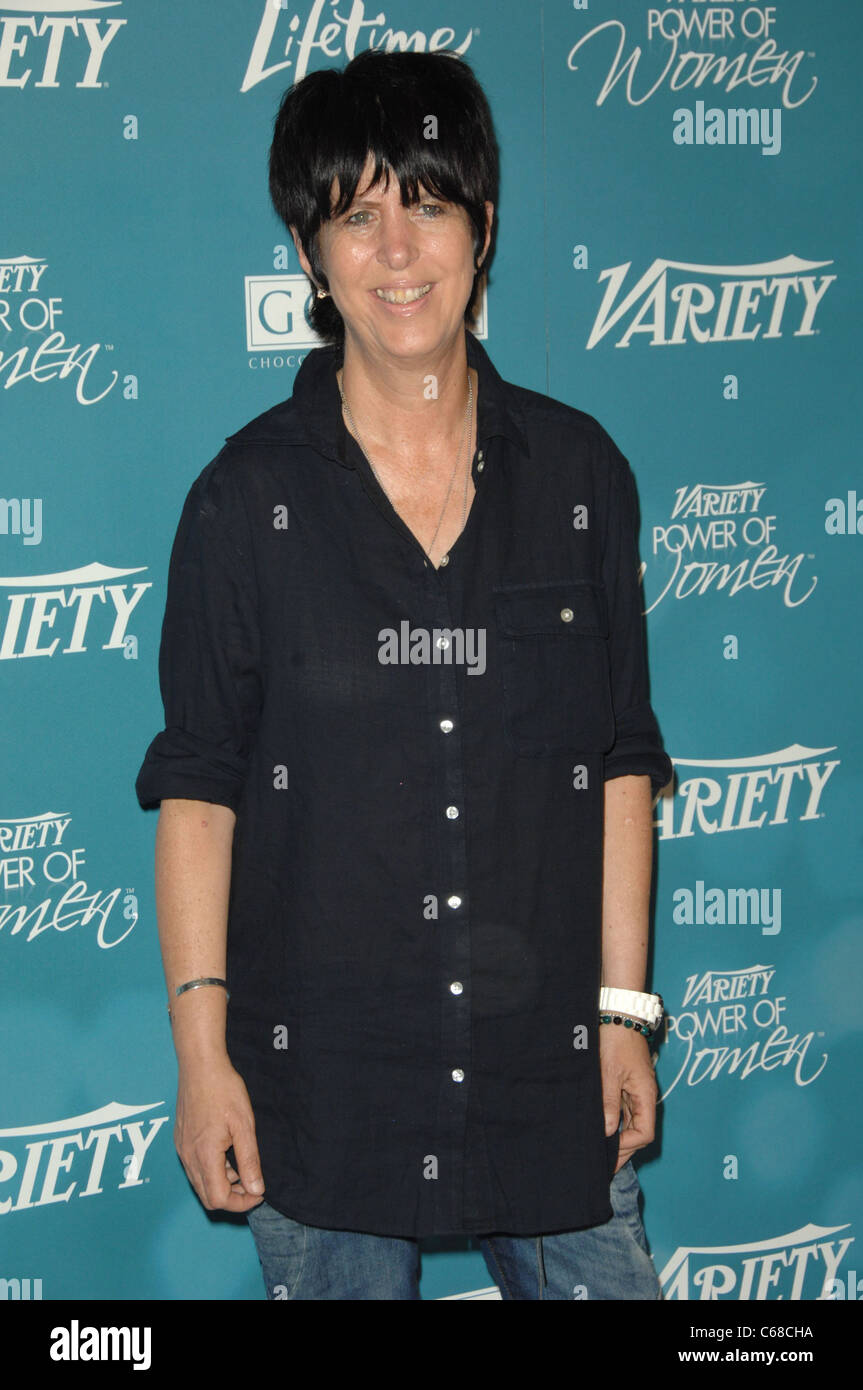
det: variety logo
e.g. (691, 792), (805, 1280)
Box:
(242, 0), (474, 94)
(661, 964), (828, 1099)
(659, 1224), (853, 1301)
(644, 480), (816, 613)
(586, 255), (835, 350)
(655, 743), (839, 841)
(0, 1), (125, 90)
(568, 8), (817, 110)
(0, 1101), (169, 1214)
(437, 1286), (502, 1300)
(0, 256), (118, 404)
(0, 561), (150, 661)
(0, 809), (139, 950)
(245, 272), (487, 362)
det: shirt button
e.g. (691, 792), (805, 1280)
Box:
(439, 554), (449, 566)
(436, 635), (449, 649)
(451, 1069), (465, 1083)
(445, 805), (459, 819)
(446, 895), (462, 909)
(560, 607), (574, 623)
(450, 981), (463, 995)
(439, 718), (454, 733)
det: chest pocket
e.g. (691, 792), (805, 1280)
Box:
(493, 580), (614, 756)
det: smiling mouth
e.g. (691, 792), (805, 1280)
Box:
(374, 284), (433, 304)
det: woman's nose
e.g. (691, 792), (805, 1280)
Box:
(375, 209), (419, 268)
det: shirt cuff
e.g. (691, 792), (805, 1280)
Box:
(602, 702), (674, 797)
(135, 726), (248, 813)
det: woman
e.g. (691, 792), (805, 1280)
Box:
(136, 48), (672, 1301)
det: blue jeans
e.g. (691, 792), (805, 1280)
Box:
(246, 1159), (660, 1300)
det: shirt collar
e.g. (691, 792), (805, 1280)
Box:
(285, 328), (530, 470)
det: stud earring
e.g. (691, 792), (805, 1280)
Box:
(316, 287), (329, 299)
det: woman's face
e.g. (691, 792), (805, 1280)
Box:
(295, 153), (493, 364)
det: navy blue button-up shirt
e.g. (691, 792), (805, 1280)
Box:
(135, 328), (673, 1237)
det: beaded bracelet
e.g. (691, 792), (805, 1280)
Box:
(599, 1012), (654, 1039)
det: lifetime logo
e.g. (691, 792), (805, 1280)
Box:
(0, 1), (126, 90)
(241, 0), (474, 94)
(585, 254), (835, 349)
(0, 1101), (169, 1214)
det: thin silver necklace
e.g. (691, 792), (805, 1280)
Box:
(338, 369), (474, 568)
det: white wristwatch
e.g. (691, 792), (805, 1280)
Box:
(599, 987), (664, 1031)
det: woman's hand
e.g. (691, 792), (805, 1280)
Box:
(175, 1056), (265, 1212)
(600, 1024), (658, 1173)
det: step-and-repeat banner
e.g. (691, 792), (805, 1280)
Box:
(2, 1), (859, 1302)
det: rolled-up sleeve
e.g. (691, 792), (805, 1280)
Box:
(135, 448), (262, 813)
(599, 429), (673, 797)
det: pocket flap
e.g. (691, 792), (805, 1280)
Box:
(493, 581), (608, 638)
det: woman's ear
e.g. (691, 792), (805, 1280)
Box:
(479, 200), (494, 266)
(289, 226), (306, 268)
(292, 226), (328, 295)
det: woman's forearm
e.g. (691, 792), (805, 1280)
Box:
(600, 774), (654, 992)
(155, 798), (237, 1068)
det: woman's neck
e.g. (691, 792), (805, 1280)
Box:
(337, 336), (475, 466)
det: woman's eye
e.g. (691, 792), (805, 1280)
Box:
(345, 203), (443, 225)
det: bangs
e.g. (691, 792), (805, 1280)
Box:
(269, 49), (499, 347)
(309, 73), (489, 221)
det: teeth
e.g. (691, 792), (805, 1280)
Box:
(375, 284), (432, 304)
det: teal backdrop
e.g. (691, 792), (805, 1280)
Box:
(1, 0), (860, 1302)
